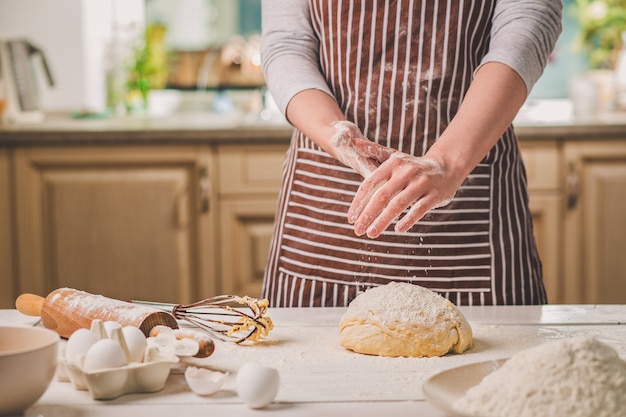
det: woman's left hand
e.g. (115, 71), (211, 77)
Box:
(347, 152), (460, 238)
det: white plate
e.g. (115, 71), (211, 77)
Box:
(422, 358), (508, 417)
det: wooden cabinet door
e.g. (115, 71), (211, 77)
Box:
(528, 195), (562, 303)
(217, 144), (287, 298)
(563, 141), (626, 304)
(0, 148), (16, 308)
(219, 198), (277, 297)
(13, 146), (216, 304)
(520, 142), (563, 303)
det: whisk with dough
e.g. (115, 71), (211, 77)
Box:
(133, 295), (274, 344)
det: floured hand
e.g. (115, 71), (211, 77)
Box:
(328, 121), (395, 178)
(347, 152), (458, 238)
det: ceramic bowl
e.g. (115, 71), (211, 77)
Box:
(0, 326), (59, 416)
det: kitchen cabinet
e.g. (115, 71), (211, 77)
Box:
(217, 144), (287, 297)
(519, 141), (563, 304)
(0, 148), (16, 308)
(11, 146), (216, 305)
(562, 141), (626, 304)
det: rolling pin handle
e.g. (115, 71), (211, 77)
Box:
(15, 293), (45, 317)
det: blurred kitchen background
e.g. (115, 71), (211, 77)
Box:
(0, 0), (622, 119)
(0, 0), (274, 121)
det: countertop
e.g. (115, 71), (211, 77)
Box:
(2, 99), (626, 146)
(0, 111), (294, 145)
(2, 305), (625, 417)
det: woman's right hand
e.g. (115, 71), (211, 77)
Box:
(328, 121), (395, 178)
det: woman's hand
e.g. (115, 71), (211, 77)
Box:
(330, 121), (460, 239)
(328, 121), (395, 178)
(347, 153), (460, 238)
(344, 62), (531, 239)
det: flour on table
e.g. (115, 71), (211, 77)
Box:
(454, 336), (626, 417)
(339, 282), (472, 357)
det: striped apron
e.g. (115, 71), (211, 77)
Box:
(262, 0), (546, 307)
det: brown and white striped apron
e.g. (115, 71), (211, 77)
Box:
(262, 0), (546, 307)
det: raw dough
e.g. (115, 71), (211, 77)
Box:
(339, 282), (472, 357)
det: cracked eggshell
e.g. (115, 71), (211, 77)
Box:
(184, 367), (228, 396)
(236, 362), (280, 409)
(147, 332), (199, 357)
(172, 338), (199, 357)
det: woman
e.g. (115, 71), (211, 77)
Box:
(260, 0), (562, 307)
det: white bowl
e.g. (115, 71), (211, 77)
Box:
(0, 326), (59, 416)
(147, 89), (181, 117)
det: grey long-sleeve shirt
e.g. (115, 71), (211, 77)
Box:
(261, 0), (562, 114)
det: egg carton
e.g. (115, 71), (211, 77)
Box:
(57, 320), (186, 400)
(60, 355), (177, 400)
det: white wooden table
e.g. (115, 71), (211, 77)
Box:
(2, 305), (625, 417)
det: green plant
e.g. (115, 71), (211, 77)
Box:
(126, 23), (169, 110)
(574, 0), (626, 69)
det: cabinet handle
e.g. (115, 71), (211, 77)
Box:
(199, 166), (211, 213)
(566, 162), (579, 210)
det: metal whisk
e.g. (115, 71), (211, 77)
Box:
(132, 295), (274, 344)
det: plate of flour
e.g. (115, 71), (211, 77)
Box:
(422, 358), (508, 417)
(423, 336), (626, 417)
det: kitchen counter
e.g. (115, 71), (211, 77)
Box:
(0, 111), (294, 145)
(2, 99), (626, 146)
(2, 305), (625, 417)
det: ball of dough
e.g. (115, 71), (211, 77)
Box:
(339, 282), (473, 357)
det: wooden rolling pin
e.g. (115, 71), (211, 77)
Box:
(16, 287), (179, 338)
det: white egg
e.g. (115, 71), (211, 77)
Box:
(122, 326), (148, 363)
(83, 338), (128, 372)
(65, 328), (99, 364)
(236, 362), (280, 409)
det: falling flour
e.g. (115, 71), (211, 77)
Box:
(454, 336), (626, 417)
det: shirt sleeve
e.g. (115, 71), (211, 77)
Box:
(261, 0), (563, 113)
(478, 0), (563, 95)
(261, 0), (334, 115)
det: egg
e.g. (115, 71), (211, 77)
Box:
(65, 328), (99, 365)
(83, 339), (128, 372)
(236, 362), (280, 409)
(122, 326), (148, 363)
